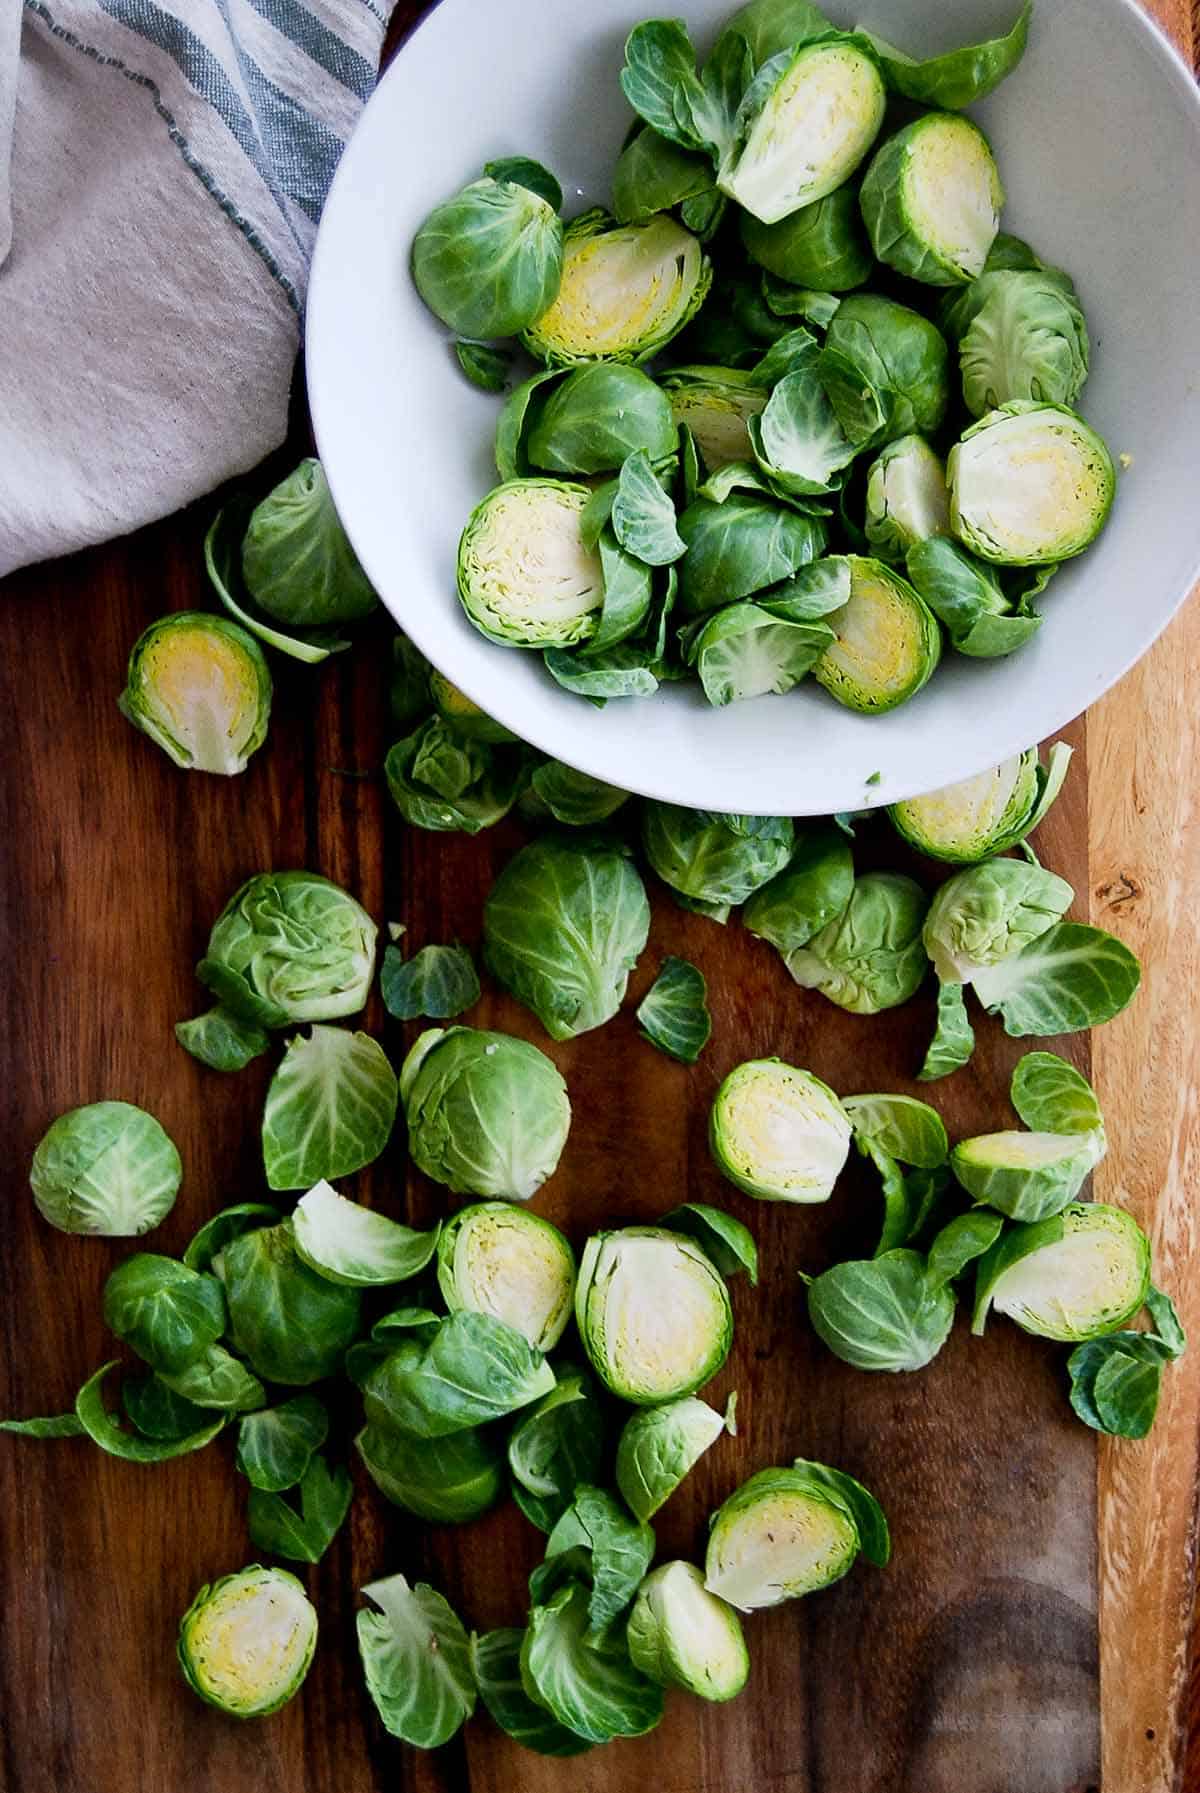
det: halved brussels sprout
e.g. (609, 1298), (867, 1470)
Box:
(457, 479), (603, 649)
(436, 1202), (575, 1353)
(951, 1127), (1105, 1222)
(119, 613), (272, 776)
(785, 872), (929, 1014)
(30, 1100), (182, 1237)
(704, 1460), (888, 1611)
(527, 363), (678, 475)
(615, 1394), (729, 1522)
(522, 209), (710, 366)
(177, 1564), (317, 1718)
(718, 40), (886, 224)
(412, 173), (564, 339)
(401, 1026), (571, 1201)
(959, 271), (1090, 417)
(627, 1561), (749, 1701)
(863, 436), (950, 564)
(197, 871), (377, 1028)
(428, 671), (517, 743)
(948, 402), (1116, 564)
(660, 366), (768, 472)
(859, 114), (1003, 286)
(575, 1227), (733, 1404)
(740, 184), (872, 292)
(813, 555), (941, 713)
(973, 1201), (1151, 1341)
(889, 742), (1071, 864)
(710, 1058), (850, 1203)
(242, 459), (377, 627)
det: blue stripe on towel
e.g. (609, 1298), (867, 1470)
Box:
(242, 0), (376, 100)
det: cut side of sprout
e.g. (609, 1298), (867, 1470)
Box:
(665, 369), (768, 471)
(457, 479), (603, 648)
(989, 1204), (1151, 1342)
(719, 42), (887, 225)
(948, 402), (1116, 564)
(864, 435), (950, 563)
(575, 1228), (732, 1404)
(119, 614), (271, 776)
(177, 1565), (317, 1718)
(438, 1204), (574, 1352)
(711, 1060), (851, 1203)
(813, 557), (941, 713)
(889, 752), (1039, 863)
(705, 1484), (858, 1611)
(522, 212), (709, 365)
(862, 114), (1003, 286)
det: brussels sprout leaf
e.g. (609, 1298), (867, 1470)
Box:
(858, 2), (1031, 110)
(0, 1412), (85, 1438)
(182, 1202), (280, 1273)
(843, 1093), (948, 1168)
(261, 1027), (398, 1190)
(248, 1454), (352, 1563)
(455, 341), (514, 393)
(1010, 1051), (1103, 1137)
(74, 1362), (225, 1461)
(612, 451), (686, 566)
(205, 500), (350, 664)
(663, 1202), (758, 1284)
(381, 942), (480, 1021)
(533, 1486), (656, 1638)
(367, 1311), (555, 1438)
(161, 1343), (267, 1413)
(805, 1251), (956, 1372)
(470, 1629), (592, 1756)
(292, 1181), (441, 1287)
(1146, 1286), (1187, 1359)
(175, 1006), (271, 1072)
(924, 1211), (1005, 1292)
(357, 1574), (476, 1748)
(508, 1369), (607, 1534)
(236, 1394), (329, 1492)
(918, 981), (976, 1082)
(972, 922), (1142, 1037)
(483, 156), (563, 211)
(521, 1580), (663, 1743)
(636, 956), (712, 1062)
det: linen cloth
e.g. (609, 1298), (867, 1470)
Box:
(0, 0), (395, 576)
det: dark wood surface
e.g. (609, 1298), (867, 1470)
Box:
(1, 5), (1198, 1790)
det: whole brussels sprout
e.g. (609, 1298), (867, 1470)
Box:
(241, 459), (377, 627)
(412, 172), (564, 339)
(641, 805), (794, 921)
(119, 612), (272, 776)
(527, 363), (678, 474)
(819, 296), (950, 450)
(177, 1564), (317, 1718)
(740, 185), (872, 292)
(196, 871), (377, 1029)
(30, 1100), (182, 1237)
(785, 872), (929, 1013)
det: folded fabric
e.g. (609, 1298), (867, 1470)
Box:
(0, 0), (395, 578)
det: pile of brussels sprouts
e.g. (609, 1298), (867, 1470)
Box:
(409, 0), (1116, 713)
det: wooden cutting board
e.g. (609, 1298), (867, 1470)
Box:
(1, 7), (1197, 1789)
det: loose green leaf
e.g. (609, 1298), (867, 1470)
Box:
(74, 1362), (225, 1462)
(805, 1251), (956, 1371)
(216, 1221), (363, 1386)
(205, 499), (350, 664)
(248, 1454), (352, 1564)
(175, 1006), (271, 1072)
(972, 922), (1142, 1037)
(182, 1202), (281, 1273)
(236, 1394), (329, 1492)
(0, 1412), (85, 1438)
(471, 1629), (592, 1756)
(365, 1311), (555, 1439)
(520, 1581), (664, 1743)
(918, 981), (976, 1082)
(455, 341), (515, 393)
(620, 20), (706, 150)
(507, 1368), (607, 1533)
(858, 2), (1031, 110)
(380, 943), (481, 1021)
(636, 956), (712, 1063)
(292, 1180), (441, 1287)
(924, 1211), (1005, 1291)
(612, 450), (686, 566)
(357, 1575), (476, 1748)
(261, 1027), (398, 1190)
(662, 1202), (759, 1285)
(615, 1395), (728, 1523)
(357, 1421), (505, 1525)
(1146, 1286), (1187, 1359)
(161, 1343), (267, 1413)
(102, 1254), (227, 1377)
(1068, 1334), (1169, 1438)
(534, 1486), (656, 1637)
(842, 1093), (948, 1168)
(1010, 1051), (1105, 1137)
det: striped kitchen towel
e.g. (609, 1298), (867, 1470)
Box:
(0, 0), (396, 578)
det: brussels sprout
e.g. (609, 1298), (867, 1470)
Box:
(357, 1574), (476, 1748)
(641, 804), (794, 920)
(710, 1059), (850, 1203)
(205, 498), (351, 666)
(959, 271), (1090, 416)
(717, 39), (886, 224)
(741, 184), (871, 292)
(216, 1221), (363, 1386)
(522, 209), (710, 367)
(522, 759), (630, 827)
(805, 1249), (957, 1371)
(862, 2), (1030, 111)
(262, 1028), (398, 1190)
(380, 941), (481, 1021)
(411, 173), (564, 339)
(889, 742), (1072, 863)
(743, 825), (854, 951)
(705, 1460), (888, 1611)
(636, 955), (712, 1063)
(747, 364), (858, 495)
(177, 1565), (317, 1718)
(526, 363), (677, 474)
(819, 295), (950, 450)
(30, 1101), (182, 1237)
(686, 601), (834, 707)
(612, 127), (715, 224)
(364, 1311), (555, 1438)
(470, 1628), (592, 1757)
(292, 1181), (439, 1287)
(356, 1421), (505, 1525)
(118, 612), (272, 776)
(457, 479), (604, 649)
(616, 1395), (729, 1522)
(1066, 1286), (1185, 1439)
(627, 1561), (749, 1701)
(948, 402), (1116, 564)
(973, 1202), (1151, 1340)
(812, 555), (941, 713)
(385, 718), (530, 834)
(508, 1365), (607, 1533)
(676, 491), (828, 615)
(197, 871), (376, 1029)
(575, 1227), (733, 1404)
(863, 436), (950, 563)
(521, 1580), (664, 1743)
(904, 536), (1041, 659)
(659, 366), (768, 473)
(785, 872), (929, 1013)
(436, 1203), (575, 1352)
(175, 1006), (271, 1073)
(242, 459), (377, 627)
(922, 859), (1074, 985)
(427, 671), (517, 742)
(102, 1254), (226, 1376)
(483, 837), (650, 1039)
(951, 1127), (1106, 1223)
(759, 274), (842, 329)
(860, 114), (1002, 287)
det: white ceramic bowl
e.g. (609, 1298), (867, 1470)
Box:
(308, 0), (1200, 816)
